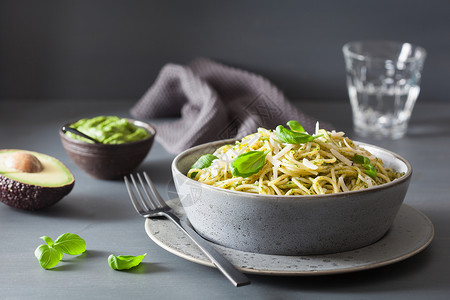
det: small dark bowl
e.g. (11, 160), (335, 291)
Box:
(59, 119), (156, 180)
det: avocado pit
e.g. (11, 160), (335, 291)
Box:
(5, 151), (43, 173)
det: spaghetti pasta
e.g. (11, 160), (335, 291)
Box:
(187, 123), (403, 195)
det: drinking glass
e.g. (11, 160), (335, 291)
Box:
(343, 40), (426, 139)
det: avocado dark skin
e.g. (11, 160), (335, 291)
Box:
(0, 175), (74, 210)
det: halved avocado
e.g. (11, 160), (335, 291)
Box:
(0, 149), (74, 210)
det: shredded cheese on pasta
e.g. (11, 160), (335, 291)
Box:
(187, 125), (403, 195)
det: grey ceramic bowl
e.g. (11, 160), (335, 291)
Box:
(172, 139), (412, 255)
(60, 118), (155, 180)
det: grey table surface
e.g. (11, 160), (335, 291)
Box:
(0, 99), (449, 299)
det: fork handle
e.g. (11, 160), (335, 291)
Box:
(162, 211), (251, 287)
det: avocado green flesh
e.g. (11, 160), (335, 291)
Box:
(0, 150), (74, 187)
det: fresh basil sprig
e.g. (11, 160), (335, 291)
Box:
(34, 244), (63, 269)
(189, 154), (218, 178)
(52, 233), (87, 255)
(34, 233), (86, 269)
(275, 125), (317, 144)
(231, 151), (268, 178)
(353, 154), (377, 179)
(108, 253), (147, 270)
(286, 120), (305, 132)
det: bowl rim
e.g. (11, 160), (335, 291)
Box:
(59, 117), (156, 147)
(172, 138), (413, 200)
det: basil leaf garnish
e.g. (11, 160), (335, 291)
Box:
(108, 253), (147, 270)
(189, 154), (218, 178)
(353, 154), (370, 165)
(353, 154), (377, 179)
(364, 164), (378, 179)
(35, 233), (86, 269)
(40, 235), (54, 247)
(53, 233), (87, 255)
(230, 151), (267, 178)
(34, 244), (62, 269)
(275, 125), (316, 144)
(286, 120), (305, 132)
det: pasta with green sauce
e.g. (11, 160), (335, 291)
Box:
(187, 121), (403, 196)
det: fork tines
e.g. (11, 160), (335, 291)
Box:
(125, 172), (167, 216)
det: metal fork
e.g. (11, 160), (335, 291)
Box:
(124, 172), (250, 287)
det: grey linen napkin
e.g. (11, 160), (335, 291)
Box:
(130, 58), (331, 154)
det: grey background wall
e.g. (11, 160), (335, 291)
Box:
(1, 0), (449, 102)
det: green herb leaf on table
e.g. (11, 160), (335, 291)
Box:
(189, 154), (218, 178)
(108, 254), (147, 270)
(40, 235), (63, 260)
(275, 125), (317, 144)
(53, 233), (86, 255)
(34, 244), (63, 269)
(35, 233), (86, 269)
(353, 154), (378, 179)
(231, 151), (268, 178)
(40, 235), (54, 247)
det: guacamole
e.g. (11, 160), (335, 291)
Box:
(66, 116), (150, 144)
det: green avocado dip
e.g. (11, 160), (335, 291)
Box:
(66, 116), (150, 144)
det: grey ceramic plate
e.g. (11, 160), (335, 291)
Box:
(144, 199), (434, 275)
